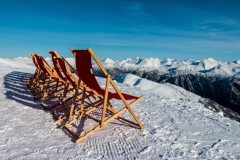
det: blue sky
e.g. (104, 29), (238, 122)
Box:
(0, 0), (240, 61)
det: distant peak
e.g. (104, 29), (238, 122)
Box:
(202, 58), (218, 62)
(102, 58), (114, 63)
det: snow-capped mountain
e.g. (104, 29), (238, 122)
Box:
(91, 57), (240, 113)
(95, 57), (240, 77)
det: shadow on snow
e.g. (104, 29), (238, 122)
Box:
(4, 71), (42, 110)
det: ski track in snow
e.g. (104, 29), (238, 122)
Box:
(0, 59), (240, 159)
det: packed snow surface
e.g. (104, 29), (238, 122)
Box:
(0, 57), (240, 159)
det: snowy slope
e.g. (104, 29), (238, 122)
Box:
(0, 57), (240, 159)
(114, 74), (200, 102)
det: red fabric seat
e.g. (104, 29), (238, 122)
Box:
(49, 51), (66, 82)
(55, 57), (77, 87)
(35, 55), (50, 76)
(75, 50), (138, 100)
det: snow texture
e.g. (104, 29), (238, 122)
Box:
(0, 57), (240, 159)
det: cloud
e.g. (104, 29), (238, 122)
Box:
(127, 2), (153, 19)
(194, 17), (240, 32)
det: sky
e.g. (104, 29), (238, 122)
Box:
(0, 0), (240, 61)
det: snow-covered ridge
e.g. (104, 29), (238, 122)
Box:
(10, 56), (240, 77)
(92, 56), (237, 77)
(95, 57), (240, 77)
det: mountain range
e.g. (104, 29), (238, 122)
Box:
(92, 57), (240, 114)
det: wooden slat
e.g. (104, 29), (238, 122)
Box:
(100, 75), (110, 128)
(75, 125), (101, 143)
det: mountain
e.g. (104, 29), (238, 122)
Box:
(31, 56), (240, 77)
(156, 73), (240, 113)
(92, 57), (240, 114)
(115, 73), (240, 122)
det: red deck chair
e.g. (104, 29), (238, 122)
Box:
(27, 54), (41, 88)
(29, 54), (63, 100)
(28, 54), (54, 97)
(40, 51), (70, 111)
(27, 53), (51, 91)
(60, 47), (144, 143)
(47, 53), (101, 124)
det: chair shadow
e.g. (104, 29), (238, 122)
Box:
(4, 71), (42, 110)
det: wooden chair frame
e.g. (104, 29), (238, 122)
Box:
(28, 54), (54, 97)
(27, 54), (49, 91)
(46, 51), (101, 124)
(28, 53), (67, 105)
(27, 54), (41, 88)
(40, 51), (72, 111)
(59, 47), (144, 143)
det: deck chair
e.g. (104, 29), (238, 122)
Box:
(27, 53), (51, 91)
(61, 47), (144, 143)
(27, 54), (52, 95)
(47, 53), (100, 124)
(29, 54), (63, 100)
(40, 51), (69, 111)
(27, 54), (41, 88)
(44, 50), (79, 118)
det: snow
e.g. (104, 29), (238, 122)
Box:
(102, 58), (115, 64)
(204, 64), (235, 76)
(101, 58), (115, 68)
(95, 57), (240, 77)
(161, 58), (175, 66)
(45, 56), (240, 77)
(1, 57), (240, 159)
(202, 58), (219, 70)
(114, 74), (200, 102)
